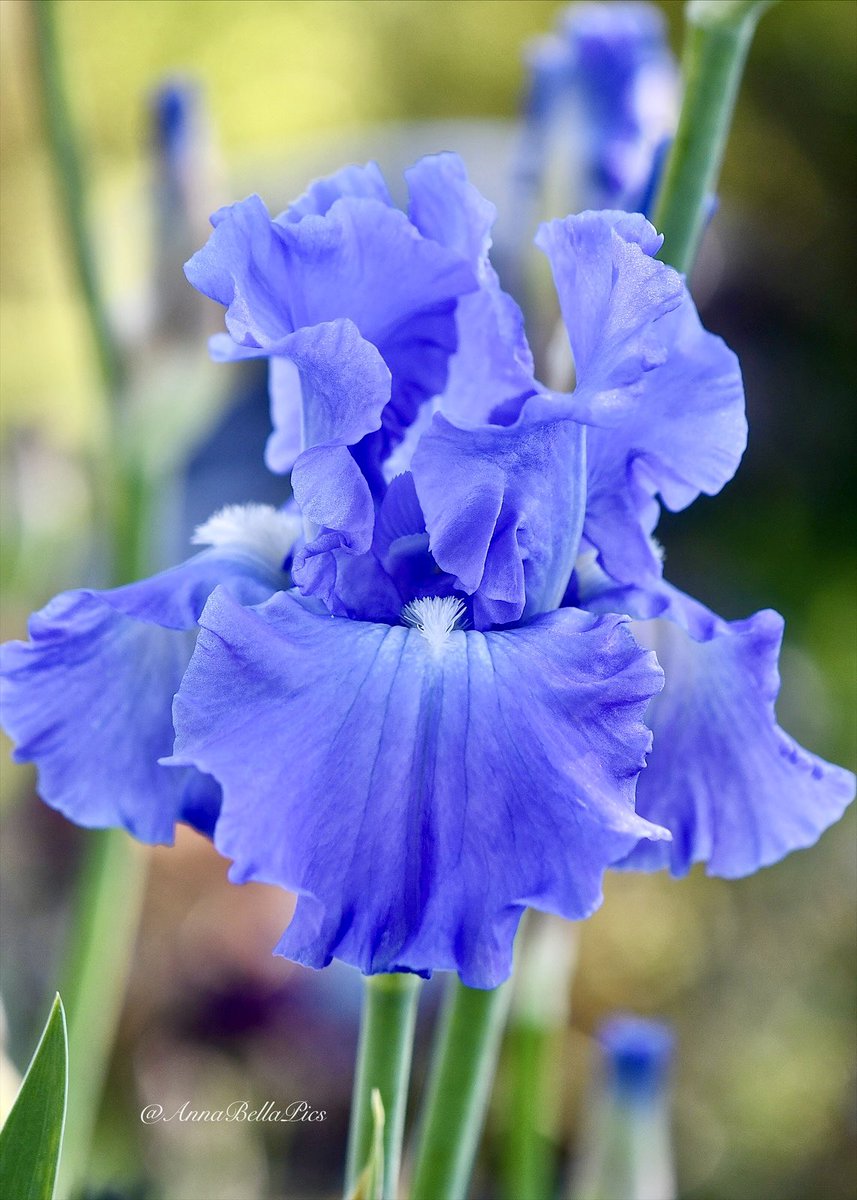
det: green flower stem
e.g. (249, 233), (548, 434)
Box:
(501, 916), (579, 1200)
(56, 831), (148, 1199)
(653, 0), (775, 275)
(33, 0), (124, 398)
(345, 974), (421, 1200)
(409, 977), (513, 1200)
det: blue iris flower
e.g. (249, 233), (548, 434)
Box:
(1, 154), (853, 989)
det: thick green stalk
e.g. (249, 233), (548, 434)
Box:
(345, 974), (421, 1200)
(409, 977), (512, 1200)
(653, 0), (775, 274)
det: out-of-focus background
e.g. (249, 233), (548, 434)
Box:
(1, 2), (855, 1198)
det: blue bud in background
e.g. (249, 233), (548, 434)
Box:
(152, 79), (197, 170)
(570, 1014), (676, 1200)
(510, 2), (678, 291)
(148, 77), (219, 345)
(599, 1014), (674, 1104)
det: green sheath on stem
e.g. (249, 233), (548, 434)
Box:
(409, 977), (512, 1200)
(653, 0), (775, 275)
(345, 974), (421, 1200)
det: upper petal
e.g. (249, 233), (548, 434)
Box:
(278, 161), (393, 222)
(269, 195), (477, 348)
(184, 194), (295, 348)
(408, 153), (537, 428)
(536, 210), (682, 425)
(538, 211), (745, 584)
(264, 318), (391, 475)
(170, 589), (667, 987)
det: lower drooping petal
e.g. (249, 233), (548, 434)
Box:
(580, 576), (856, 877)
(0, 536), (292, 844)
(169, 589), (668, 987)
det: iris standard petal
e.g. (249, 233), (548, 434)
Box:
(536, 211), (682, 426)
(538, 212), (745, 584)
(580, 577), (856, 877)
(185, 194), (294, 348)
(408, 152), (536, 427)
(0, 547), (287, 844)
(278, 161), (393, 222)
(169, 588), (668, 988)
(412, 395), (586, 627)
(188, 175), (480, 474)
(585, 294), (746, 583)
(266, 195), (476, 348)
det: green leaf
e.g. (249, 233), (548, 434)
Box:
(346, 1088), (385, 1200)
(0, 995), (68, 1200)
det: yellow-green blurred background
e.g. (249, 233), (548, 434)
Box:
(1, 2), (855, 1199)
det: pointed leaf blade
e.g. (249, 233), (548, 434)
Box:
(0, 995), (68, 1200)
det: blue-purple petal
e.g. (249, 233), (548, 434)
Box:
(0, 549), (286, 844)
(170, 589), (668, 987)
(538, 212), (745, 584)
(581, 578), (856, 876)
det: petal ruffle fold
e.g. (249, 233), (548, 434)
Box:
(170, 589), (668, 987)
(412, 396), (586, 626)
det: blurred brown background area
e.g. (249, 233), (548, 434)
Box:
(1, 2), (855, 1198)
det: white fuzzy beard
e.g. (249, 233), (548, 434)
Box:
(192, 504), (300, 572)
(401, 595), (468, 654)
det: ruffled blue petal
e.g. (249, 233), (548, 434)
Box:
(408, 152), (536, 427)
(579, 576), (856, 876)
(269, 195), (475, 347)
(185, 194), (294, 348)
(264, 319), (390, 475)
(412, 395), (586, 627)
(536, 211), (682, 425)
(406, 152), (495, 262)
(539, 212), (745, 584)
(585, 294), (746, 583)
(187, 168), (481, 481)
(278, 161), (393, 222)
(170, 589), (668, 987)
(0, 549), (287, 844)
